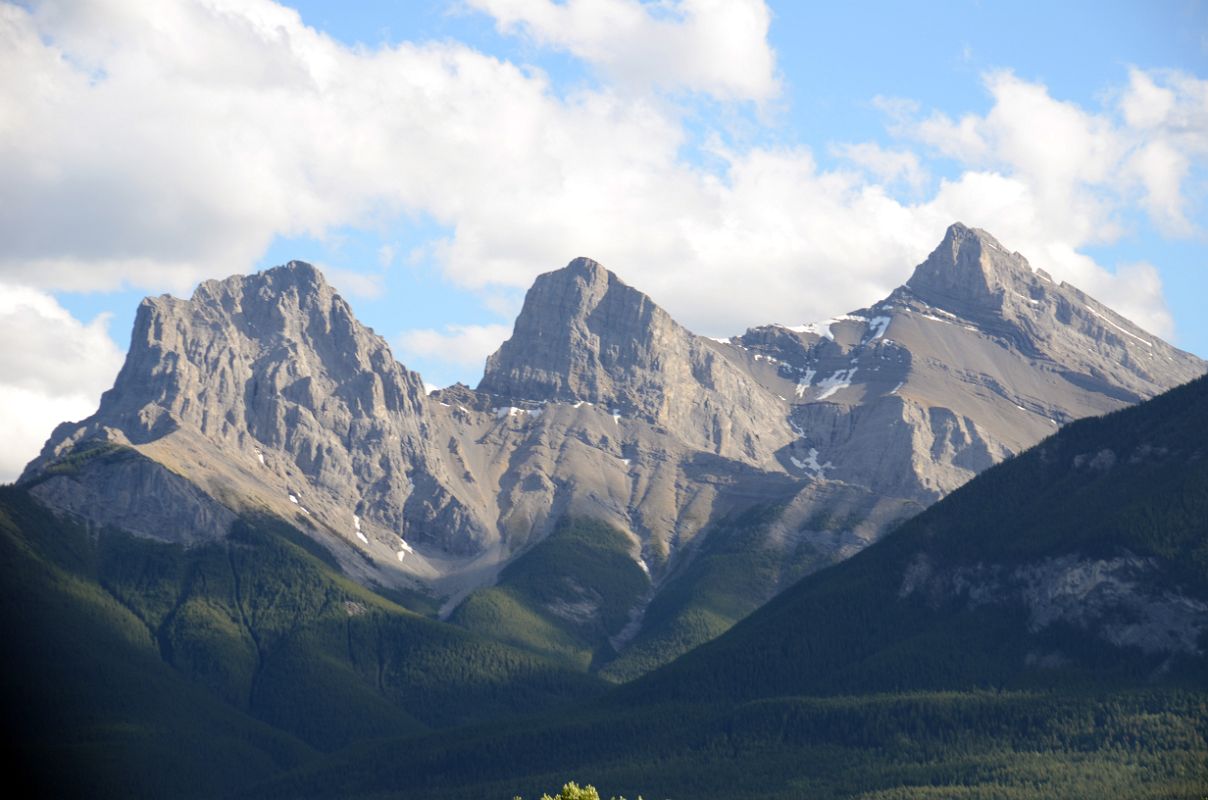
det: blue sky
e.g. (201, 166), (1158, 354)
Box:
(2, 0), (1207, 479)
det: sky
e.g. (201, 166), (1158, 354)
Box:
(1, 0), (1207, 482)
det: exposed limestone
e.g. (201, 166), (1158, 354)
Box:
(899, 551), (1208, 656)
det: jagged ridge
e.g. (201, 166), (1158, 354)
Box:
(19, 224), (1207, 680)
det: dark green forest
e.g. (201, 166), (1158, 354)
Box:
(0, 486), (602, 797)
(4, 376), (1208, 798)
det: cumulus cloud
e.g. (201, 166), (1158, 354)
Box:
(0, 0), (909, 340)
(872, 68), (1208, 337)
(464, 0), (779, 101)
(397, 323), (514, 373)
(0, 285), (125, 482)
(898, 71), (1125, 244)
(1, 0), (1203, 403)
(316, 264), (386, 299)
(1117, 68), (1208, 236)
(831, 142), (928, 192)
(900, 69), (1208, 244)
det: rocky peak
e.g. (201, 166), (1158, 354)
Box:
(905, 222), (1032, 315)
(31, 259), (434, 479)
(478, 256), (793, 466)
(561, 255), (611, 289)
(184, 261), (355, 343)
(478, 257), (677, 405)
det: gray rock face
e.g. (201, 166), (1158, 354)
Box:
(899, 551), (1208, 657)
(479, 257), (791, 468)
(20, 224), (1207, 639)
(22, 262), (491, 580)
(27, 443), (237, 545)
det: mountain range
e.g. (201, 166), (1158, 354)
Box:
(17, 222), (1205, 678)
(3, 221), (1208, 798)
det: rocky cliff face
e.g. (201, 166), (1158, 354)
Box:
(479, 257), (792, 468)
(20, 225), (1207, 661)
(22, 262), (492, 587)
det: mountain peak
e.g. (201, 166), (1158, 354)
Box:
(477, 257), (665, 402)
(905, 222), (1031, 313)
(272, 259), (327, 287)
(187, 260), (333, 311)
(562, 255), (609, 280)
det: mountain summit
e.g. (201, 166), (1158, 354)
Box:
(905, 222), (1031, 312)
(480, 256), (679, 404)
(480, 257), (790, 465)
(19, 224), (1206, 678)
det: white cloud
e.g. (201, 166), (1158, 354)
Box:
(1118, 68), (1208, 236)
(831, 142), (928, 191)
(890, 68), (1208, 245)
(1, 0), (1202, 391)
(900, 71), (1125, 245)
(868, 68), (1208, 337)
(316, 264), (385, 299)
(377, 244), (396, 269)
(0, 285), (125, 482)
(1126, 140), (1192, 235)
(465, 0), (779, 101)
(397, 323), (514, 371)
(1120, 69), (1176, 129)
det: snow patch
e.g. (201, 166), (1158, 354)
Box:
(866, 316), (891, 341)
(356, 531), (369, 544)
(790, 448), (833, 477)
(794, 369), (817, 398)
(787, 314), (868, 340)
(612, 409), (622, 424)
(786, 322), (832, 339)
(890, 381), (904, 395)
(917, 311), (978, 331)
(815, 368), (858, 400)
(1088, 308), (1153, 347)
(255, 450), (265, 466)
(288, 494), (299, 504)
(494, 406), (542, 419)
